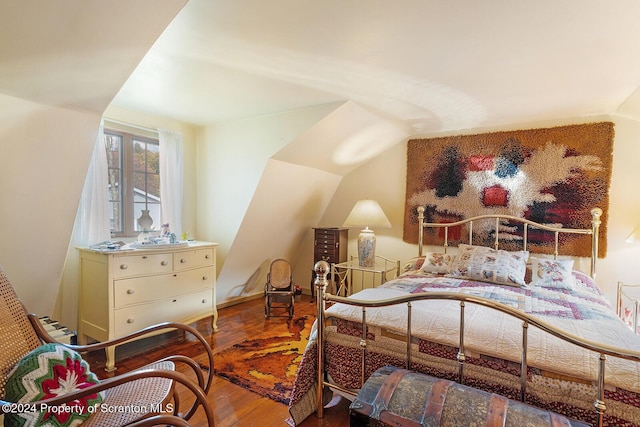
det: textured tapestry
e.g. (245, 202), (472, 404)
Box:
(404, 122), (614, 258)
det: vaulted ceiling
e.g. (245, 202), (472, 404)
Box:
(111, 0), (640, 134)
(5, 1), (640, 135)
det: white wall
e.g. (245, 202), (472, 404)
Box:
(196, 103), (344, 305)
(0, 94), (100, 316)
(325, 114), (640, 306)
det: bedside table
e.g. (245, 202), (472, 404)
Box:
(617, 281), (640, 334)
(331, 255), (400, 296)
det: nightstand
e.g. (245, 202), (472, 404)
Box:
(331, 255), (400, 296)
(617, 281), (640, 334)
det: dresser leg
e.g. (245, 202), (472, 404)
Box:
(211, 309), (219, 332)
(105, 346), (116, 372)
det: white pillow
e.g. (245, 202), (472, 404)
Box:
(448, 244), (529, 286)
(529, 257), (575, 290)
(419, 252), (454, 274)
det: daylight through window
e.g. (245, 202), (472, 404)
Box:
(105, 129), (160, 237)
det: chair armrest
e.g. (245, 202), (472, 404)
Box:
(0, 367), (214, 425)
(27, 315), (215, 395)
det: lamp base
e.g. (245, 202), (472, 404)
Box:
(357, 229), (376, 267)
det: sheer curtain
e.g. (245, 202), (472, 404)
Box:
(74, 123), (111, 245)
(159, 128), (184, 238)
(61, 123), (110, 329)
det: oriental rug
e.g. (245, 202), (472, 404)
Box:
(404, 122), (614, 258)
(213, 316), (312, 405)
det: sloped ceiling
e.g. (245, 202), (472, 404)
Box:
(0, 0), (188, 114)
(111, 0), (640, 134)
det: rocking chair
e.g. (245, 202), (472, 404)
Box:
(0, 267), (214, 426)
(264, 259), (295, 318)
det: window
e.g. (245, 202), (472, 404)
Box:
(105, 129), (161, 237)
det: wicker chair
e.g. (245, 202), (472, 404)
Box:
(264, 259), (295, 318)
(0, 267), (214, 426)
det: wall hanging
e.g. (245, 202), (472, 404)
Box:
(404, 122), (614, 257)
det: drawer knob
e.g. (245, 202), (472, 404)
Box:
(127, 318), (135, 324)
(120, 264), (128, 270)
(202, 276), (208, 281)
(127, 289), (135, 295)
(202, 299), (208, 304)
(180, 258), (187, 263)
(161, 260), (168, 266)
(142, 255), (148, 260)
(205, 254), (210, 259)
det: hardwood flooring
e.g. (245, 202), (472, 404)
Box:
(83, 295), (350, 426)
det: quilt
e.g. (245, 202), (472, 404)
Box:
(289, 270), (640, 427)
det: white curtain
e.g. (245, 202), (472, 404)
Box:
(60, 123), (110, 329)
(159, 128), (184, 238)
(74, 123), (111, 245)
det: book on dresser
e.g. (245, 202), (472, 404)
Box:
(77, 241), (218, 371)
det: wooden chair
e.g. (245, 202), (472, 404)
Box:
(264, 259), (295, 318)
(0, 267), (214, 426)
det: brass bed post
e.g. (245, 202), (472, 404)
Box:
(457, 301), (466, 384)
(314, 260), (330, 419)
(590, 207), (602, 279)
(417, 206), (425, 256)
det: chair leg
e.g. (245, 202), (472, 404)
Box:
(264, 294), (270, 318)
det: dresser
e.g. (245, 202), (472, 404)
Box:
(78, 241), (218, 371)
(312, 228), (348, 298)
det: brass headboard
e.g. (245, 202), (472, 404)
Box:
(417, 206), (603, 279)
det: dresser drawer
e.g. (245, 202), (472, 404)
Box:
(114, 289), (214, 337)
(112, 253), (172, 279)
(173, 248), (215, 271)
(114, 266), (214, 308)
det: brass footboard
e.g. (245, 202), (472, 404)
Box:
(313, 261), (640, 427)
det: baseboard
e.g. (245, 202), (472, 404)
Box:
(217, 292), (263, 309)
(216, 289), (313, 310)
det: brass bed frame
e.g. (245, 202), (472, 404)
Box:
(312, 206), (640, 427)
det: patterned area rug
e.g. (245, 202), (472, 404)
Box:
(213, 316), (312, 405)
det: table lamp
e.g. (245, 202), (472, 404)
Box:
(343, 199), (391, 267)
(626, 224), (640, 243)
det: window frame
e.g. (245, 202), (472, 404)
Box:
(105, 128), (160, 238)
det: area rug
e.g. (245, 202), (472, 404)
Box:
(404, 122), (614, 258)
(213, 316), (312, 405)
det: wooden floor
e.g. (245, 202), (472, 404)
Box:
(84, 295), (350, 426)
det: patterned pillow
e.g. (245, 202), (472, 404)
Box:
(402, 256), (425, 273)
(529, 257), (575, 290)
(4, 343), (103, 427)
(419, 252), (454, 274)
(448, 244), (529, 286)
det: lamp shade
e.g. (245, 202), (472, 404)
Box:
(343, 199), (391, 229)
(626, 224), (640, 243)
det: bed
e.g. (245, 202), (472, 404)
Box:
(288, 207), (640, 427)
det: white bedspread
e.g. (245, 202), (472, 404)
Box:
(324, 271), (640, 392)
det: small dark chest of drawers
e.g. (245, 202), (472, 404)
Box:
(311, 228), (348, 300)
(314, 227), (348, 265)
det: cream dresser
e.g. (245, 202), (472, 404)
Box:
(78, 241), (218, 371)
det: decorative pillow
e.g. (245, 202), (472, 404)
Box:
(402, 256), (425, 273)
(419, 252), (454, 274)
(529, 257), (575, 290)
(4, 343), (103, 427)
(448, 244), (529, 286)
